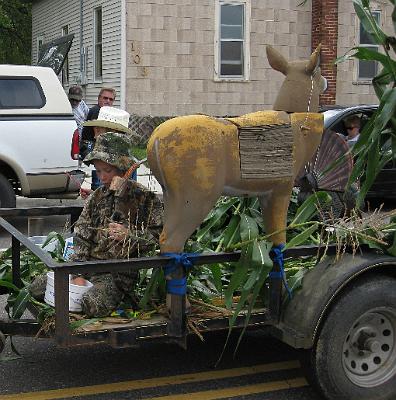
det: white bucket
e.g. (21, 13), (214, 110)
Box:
(29, 236), (58, 253)
(44, 272), (93, 312)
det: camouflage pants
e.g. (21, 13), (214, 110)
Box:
(29, 271), (138, 318)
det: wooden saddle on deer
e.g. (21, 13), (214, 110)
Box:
(147, 44), (326, 256)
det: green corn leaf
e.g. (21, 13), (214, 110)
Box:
(373, 88), (396, 132)
(287, 267), (309, 294)
(11, 288), (31, 319)
(69, 318), (100, 331)
(0, 280), (19, 292)
(224, 244), (252, 309)
(242, 265), (261, 291)
(284, 223), (319, 250)
(290, 192), (331, 226)
(353, 0), (388, 45)
(387, 216), (396, 256)
(358, 151), (393, 203)
(196, 198), (239, 242)
(41, 231), (63, 249)
(234, 261), (270, 356)
(209, 263), (223, 293)
(222, 215), (241, 250)
(224, 262), (248, 309)
(251, 240), (273, 269)
(373, 69), (393, 99)
(138, 268), (164, 309)
(216, 287), (251, 366)
(239, 213), (259, 242)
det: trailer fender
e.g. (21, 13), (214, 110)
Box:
(276, 252), (396, 349)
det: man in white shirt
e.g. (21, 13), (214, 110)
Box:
(68, 85), (89, 135)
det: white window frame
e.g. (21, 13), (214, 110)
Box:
(93, 6), (103, 82)
(61, 25), (69, 85)
(214, 0), (250, 81)
(357, 10), (381, 81)
(36, 35), (44, 64)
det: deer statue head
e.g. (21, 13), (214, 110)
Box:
(267, 44), (326, 113)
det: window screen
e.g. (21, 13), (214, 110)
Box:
(220, 3), (244, 77)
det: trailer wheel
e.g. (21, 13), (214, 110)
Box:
(0, 174), (16, 208)
(306, 275), (396, 400)
(0, 331), (5, 354)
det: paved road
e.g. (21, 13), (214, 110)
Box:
(0, 330), (323, 400)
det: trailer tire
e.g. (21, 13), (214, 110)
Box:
(304, 275), (396, 400)
(0, 331), (5, 354)
(0, 174), (16, 208)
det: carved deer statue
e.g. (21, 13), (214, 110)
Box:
(147, 45), (326, 255)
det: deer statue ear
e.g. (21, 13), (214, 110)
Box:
(306, 43), (322, 73)
(266, 45), (288, 75)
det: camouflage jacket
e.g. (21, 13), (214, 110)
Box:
(73, 181), (163, 261)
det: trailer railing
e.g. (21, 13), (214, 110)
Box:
(0, 206), (337, 348)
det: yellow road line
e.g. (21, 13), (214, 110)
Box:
(144, 377), (308, 400)
(0, 360), (301, 400)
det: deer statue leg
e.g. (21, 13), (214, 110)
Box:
(259, 183), (293, 246)
(160, 188), (223, 253)
(160, 187), (223, 313)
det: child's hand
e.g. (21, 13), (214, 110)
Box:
(80, 187), (92, 199)
(108, 222), (128, 241)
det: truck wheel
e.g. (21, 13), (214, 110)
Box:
(307, 275), (396, 400)
(0, 174), (16, 208)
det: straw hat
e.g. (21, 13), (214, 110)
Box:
(83, 106), (134, 135)
(83, 132), (137, 172)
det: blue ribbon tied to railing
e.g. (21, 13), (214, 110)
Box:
(268, 244), (292, 299)
(162, 252), (200, 296)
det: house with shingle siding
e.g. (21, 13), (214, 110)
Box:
(29, 0), (394, 116)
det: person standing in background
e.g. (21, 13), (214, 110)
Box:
(81, 87), (117, 190)
(68, 85), (89, 135)
(80, 106), (139, 199)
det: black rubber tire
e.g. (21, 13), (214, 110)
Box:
(0, 331), (5, 354)
(304, 275), (396, 400)
(0, 174), (16, 208)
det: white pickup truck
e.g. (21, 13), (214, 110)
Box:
(0, 64), (84, 207)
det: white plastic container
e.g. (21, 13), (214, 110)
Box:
(44, 271), (93, 312)
(29, 235), (57, 252)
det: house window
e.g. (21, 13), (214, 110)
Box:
(61, 25), (69, 85)
(94, 7), (103, 81)
(358, 11), (380, 80)
(215, 0), (250, 80)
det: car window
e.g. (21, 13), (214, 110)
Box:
(0, 78), (45, 109)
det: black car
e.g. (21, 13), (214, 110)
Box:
(322, 105), (396, 200)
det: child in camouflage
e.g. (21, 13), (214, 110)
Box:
(29, 132), (163, 317)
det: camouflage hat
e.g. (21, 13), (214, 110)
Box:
(83, 132), (137, 172)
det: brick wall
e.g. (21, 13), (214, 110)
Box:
(312, 0), (339, 105)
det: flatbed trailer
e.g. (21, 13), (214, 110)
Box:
(0, 206), (395, 400)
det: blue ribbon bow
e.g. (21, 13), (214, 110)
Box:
(162, 252), (199, 296)
(269, 244), (292, 299)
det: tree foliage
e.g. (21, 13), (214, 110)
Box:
(0, 0), (32, 65)
(336, 0), (396, 205)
